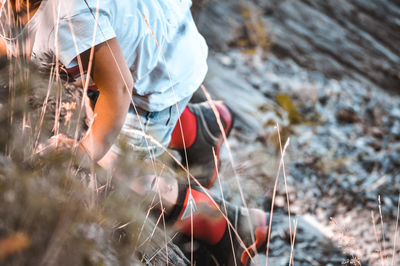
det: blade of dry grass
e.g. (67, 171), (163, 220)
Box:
(378, 195), (387, 265)
(390, 192), (400, 266)
(201, 85), (257, 250)
(289, 218), (298, 266)
(276, 124), (294, 257)
(152, 165), (170, 265)
(372, 210), (386, 266)
(214, 148), (238, 266)
(265, 131), (290, 266)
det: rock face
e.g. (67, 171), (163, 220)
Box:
(193, 0), (400, 94)
(192, 1), (400, 265)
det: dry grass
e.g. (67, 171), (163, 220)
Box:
(0, 57), (192, 265)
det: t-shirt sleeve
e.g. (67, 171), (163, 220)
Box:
(54, 8), (116, 67)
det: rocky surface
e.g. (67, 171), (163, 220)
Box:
(192, 1), (400, 264)
(193, 0), (400, 94)
(203, 41), (400, 266)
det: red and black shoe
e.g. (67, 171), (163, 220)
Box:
(169, 101), (234, 188)
(224, 205), (269, 266)
(168, 185), (269, 265)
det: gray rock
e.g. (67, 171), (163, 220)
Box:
(194, 0), (400, 94)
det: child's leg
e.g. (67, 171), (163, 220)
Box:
(97, 95), (192, 213)
(99, 149), (268, 265)
(98, 94), (266, 264)
(169, 101), (234, 189)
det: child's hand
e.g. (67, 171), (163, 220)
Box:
(47, 134), (77, 151)
(36, 134), (92, 167)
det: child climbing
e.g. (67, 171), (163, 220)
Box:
(0, 0), (269, 264)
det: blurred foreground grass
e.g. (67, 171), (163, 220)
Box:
(0, 57), (186, 265)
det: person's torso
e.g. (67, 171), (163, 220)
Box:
(1, 0), (208, 111)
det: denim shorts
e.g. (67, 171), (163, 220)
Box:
(110, 95), (191, 158)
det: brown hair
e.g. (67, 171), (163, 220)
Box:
(28, 0), (42, 8)
(9, 0), (42, 10)
(7, 0), (42, 21)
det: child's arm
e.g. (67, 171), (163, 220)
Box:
(77, 37), (133, 162)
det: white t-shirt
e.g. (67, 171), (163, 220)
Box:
(0, 0), (208, 111)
